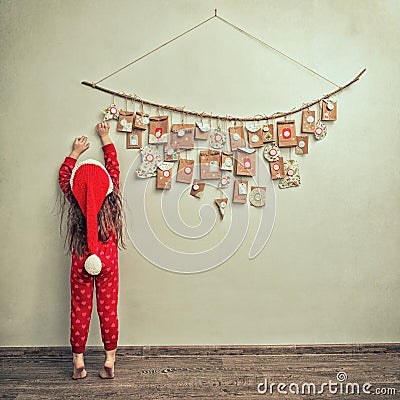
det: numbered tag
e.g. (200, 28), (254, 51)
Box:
(210, 160), (219, 172)
(243, 157), (252, 169)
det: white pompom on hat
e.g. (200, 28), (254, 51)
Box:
(70, 159), (113, 275)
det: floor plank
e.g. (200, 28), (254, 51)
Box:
(1, 345), (399, 399)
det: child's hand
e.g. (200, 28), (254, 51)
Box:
(96, 121), (112, 146)
(96, 122), (110, 138)
(69, 136), (90, 159)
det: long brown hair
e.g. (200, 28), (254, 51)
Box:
(60, 187), (126, 258)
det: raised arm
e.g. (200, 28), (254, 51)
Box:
(96, 122), (120, 189)
(58, 136), (90, 198)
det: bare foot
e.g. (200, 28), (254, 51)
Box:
(72, 353), (87, 380)
(99, 349), (116, 379)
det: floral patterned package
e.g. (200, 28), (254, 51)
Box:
(209, 127), (228, 150)
(314, 121), (328, 141)
(278, 159), (301, 189)
(135, 145), (162, 179)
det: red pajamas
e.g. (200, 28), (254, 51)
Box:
(59, 144), (120, 354)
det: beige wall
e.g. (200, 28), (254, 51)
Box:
(1, 0), (399, 347)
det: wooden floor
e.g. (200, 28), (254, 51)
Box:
(1, 344), (399, 399)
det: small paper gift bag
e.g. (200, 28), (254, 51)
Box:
(295, 135), (309, 155)
(117, 111), (134, 132)
(301, 110), (316, 133)
(249, 186), (266, 207)
(229, 126), (246, 151)
(246, 123), (264, 148)
(190, 179), (206, 198)
(199, 150), (221, 180)
(171, 124), (195, 149)
(277, 120), (297, 147)
(126, 129), (143, 149)
(321, 100), (337, 121)
(164, 144), (180, 161)
(220, 152), (234, 171)
(233, 179), (248, 204)
(269, 157), (284, 180)
(149, 115), (169, 144)
(176, 159), (194, 183)
(156, 162), (174, 190)
(235, 148), (256, 177)
(195, 122), (211, 140)
(134, 112), (149, 130)
(262, 124), (275, 143)
(278, 159), (301, 189)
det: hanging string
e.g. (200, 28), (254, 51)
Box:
(215, 14), (340, 88)
(94, 14), (217, 85)
(94, 9), (340, 88)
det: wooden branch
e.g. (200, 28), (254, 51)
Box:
(81, 68), (366, 122)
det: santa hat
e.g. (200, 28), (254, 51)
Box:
(70, 159), (113, 275)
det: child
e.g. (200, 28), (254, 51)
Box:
(59, 122), (125, 379)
